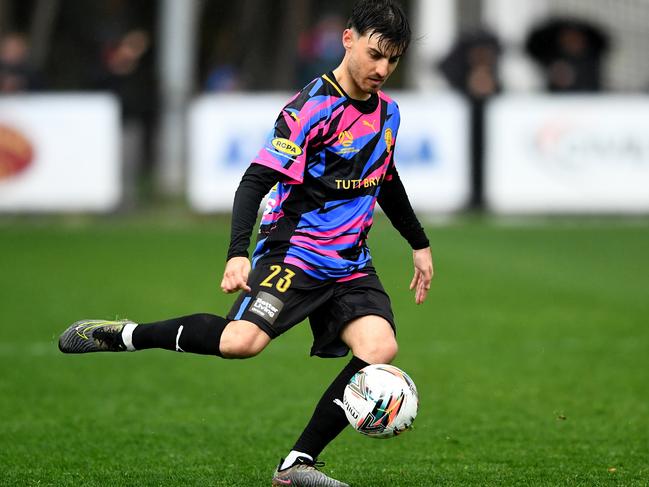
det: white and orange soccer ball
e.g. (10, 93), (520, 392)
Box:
(341, 364), (419, 438)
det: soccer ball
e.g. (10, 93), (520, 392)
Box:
(341, 364), (418, 438)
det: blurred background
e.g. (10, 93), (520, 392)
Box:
(2, 3), (649, 485)
(1, 0), (649, 215)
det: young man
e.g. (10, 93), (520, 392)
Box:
(58, 1), (433, 486)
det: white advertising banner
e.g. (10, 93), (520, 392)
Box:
(188, 92), (469, 213)
(0, 94), (121, 212)
(393, 93), (470, 213)
(486, 95), (649, 214)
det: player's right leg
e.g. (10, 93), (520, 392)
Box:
(58, 315), (270, 358)
(59, 261), (321, 357)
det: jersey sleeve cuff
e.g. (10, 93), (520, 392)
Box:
(411, 238), (430, 251)
(226, 249), (249, 261)
(252, 159), (303, 184)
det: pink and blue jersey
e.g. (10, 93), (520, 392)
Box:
(251, 72), (401, 280)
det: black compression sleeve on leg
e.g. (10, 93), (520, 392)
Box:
(292, 355), (369, 458)
(131, 313), (228, 356)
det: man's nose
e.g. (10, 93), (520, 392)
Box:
(375, 59), (389, 78)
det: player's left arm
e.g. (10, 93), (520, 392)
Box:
(377, 163), (434, 304)
(410, 246), (433, 305)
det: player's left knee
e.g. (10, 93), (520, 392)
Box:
(343, 315), (398, 364)
(354, 338), (398, 364)
(376, 339), (399, 364)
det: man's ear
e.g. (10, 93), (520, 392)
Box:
(342, 28), (354, 51)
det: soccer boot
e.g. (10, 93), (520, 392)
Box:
(58, 319), (132, 353)
(271, 457), (349, 487)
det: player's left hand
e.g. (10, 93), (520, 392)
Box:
(410, 247), (433, 305)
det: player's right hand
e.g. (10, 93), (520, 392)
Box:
(221, 256), (252, 293)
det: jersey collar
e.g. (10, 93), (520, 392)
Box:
(324, 71), (379, 114)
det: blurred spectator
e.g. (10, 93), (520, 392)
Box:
(438, 30), (502, 208)
(0, 32), (41, 93)
(438, 30), (502, 100)
(204, 28), (243, 92)
(205, 64), (241, 92)
(297, 13), (345, 86)
(92, 28), (156, 200)
(525, 17), (609, 92)
(93, 29), (154, 121)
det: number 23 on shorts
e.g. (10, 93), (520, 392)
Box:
(260, 265), (295, 293)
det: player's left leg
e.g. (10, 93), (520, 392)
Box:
(289, 315), (396, 458)
(273, 315), (396, 487)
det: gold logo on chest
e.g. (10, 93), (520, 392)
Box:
(338, 130), (354, 147)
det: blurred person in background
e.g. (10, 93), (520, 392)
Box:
(204, 28), (243, 92)
(92, 28), (156, 197)
(93, 28), (154, 121)
(204, 63), (242, 92)
(58, 1), (433, 486)
(297, 13), (346, 87)
(438, 29), (502, 208)
(438, 30), (502, 100)
(525, 17), (609, 92)
(0, 32), (41, 92)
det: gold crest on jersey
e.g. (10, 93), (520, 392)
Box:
(384, 128), (393, 153)
(338, 130), (354, 147)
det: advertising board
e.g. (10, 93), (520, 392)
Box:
(0, 95), (121, 212)
(188, 92), (470, 213)
(486, 95), (649, 213)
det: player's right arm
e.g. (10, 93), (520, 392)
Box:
(222, 83), (318, 293)
(221, 256), (252, 293)
(221, 164), (280, 294)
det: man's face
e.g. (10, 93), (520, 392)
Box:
(343, 29), (402, 95)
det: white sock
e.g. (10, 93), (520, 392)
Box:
(121, 322), (138, 351)
(280, 451), (313, 470)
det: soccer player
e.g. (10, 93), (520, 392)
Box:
(58, 1), (433, 485)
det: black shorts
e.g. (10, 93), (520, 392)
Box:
(226, 261), (395, 358)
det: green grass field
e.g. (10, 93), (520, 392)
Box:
(1, 214), (648, 486)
